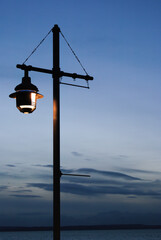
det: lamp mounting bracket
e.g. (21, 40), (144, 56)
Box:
(16, 64), (93, 82)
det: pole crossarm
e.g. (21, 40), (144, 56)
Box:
(60, 71), (93, 81)
(16, 64), (93, 81)
(16, 64), (53, 75)
(61, 173), (91, 177)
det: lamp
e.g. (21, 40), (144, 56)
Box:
(9, 25), (93, 240)
(9, 69), (43, 114)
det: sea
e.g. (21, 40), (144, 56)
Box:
(0, 229), (161, 240)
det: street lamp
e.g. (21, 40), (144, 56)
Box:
(9, 24), (93, 240)
(9, 69), (43, 114)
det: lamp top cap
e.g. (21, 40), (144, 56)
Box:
(15, 76), (39, 92)
(52, 24), (60, 32)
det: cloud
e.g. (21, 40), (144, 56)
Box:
(33, 164), (53, 168)
(34, 173), (52, 180)
(10, 194), (41, 198)
(11, 167), (160, 199)
(0, 186), (8, 191)
(127, 196), (137, 199)
(111, 154), (129, 161)
(27, 183), (53, 191)
(6, 164), (16, 168)
(85, 158), (92, 161)
(60, 168), (161, 198)
(0, 172), (11, 178)
(0, 171), (27, 180)
(71, 152), (83, 157)
(63, 168), (141, 181)
(118, 167), (161, 175)
(61, 182), (161, 197)
(62, 176), (129, 185)
(10, 189), (32, 193)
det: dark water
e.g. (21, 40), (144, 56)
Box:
(0, 229), (161, 239)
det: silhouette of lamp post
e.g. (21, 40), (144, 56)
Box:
(9, 24), (93, 240)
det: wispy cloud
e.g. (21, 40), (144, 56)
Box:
(61, 182), (161, 197)
(10, 189), (32, 193)
(0, 186), (8, 191)
(5, 167), (159, 199)
(27, 183), (53, 191)
(10, 194), (41, 198)
(60, 168), (161, 198)
(85, 158), (92, 161)
(71, 152), (83, 157)
(111, 154), (129, 161)
(118, 167), (161, 175)
(6, 164), (16, 168)
(33, 164), (53, 168)
(63, 168), (141, 181)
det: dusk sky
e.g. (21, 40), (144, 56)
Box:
(0, 0), (161, 227)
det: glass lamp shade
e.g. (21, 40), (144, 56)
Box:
(9, 90), (43, 114)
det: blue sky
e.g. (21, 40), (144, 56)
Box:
(0, 0), (161, 226)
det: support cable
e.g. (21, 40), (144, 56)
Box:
(21, 27), (91, 88)
(60, 30), (90, 88)
(22, 28), (52, 64)
(60, 30), (88, 75)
